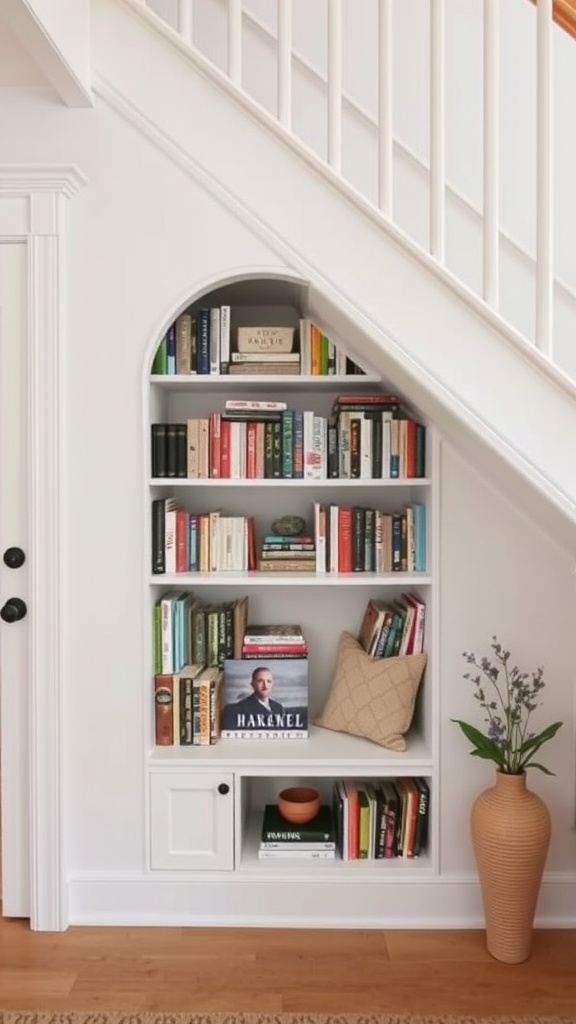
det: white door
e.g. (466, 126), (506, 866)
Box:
(0, 241), (30, 916)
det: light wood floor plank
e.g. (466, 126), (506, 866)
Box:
(0, 916), (575, 1015)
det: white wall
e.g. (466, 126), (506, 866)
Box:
(0, 85), (575, 923)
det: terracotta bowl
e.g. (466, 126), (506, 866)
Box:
(278, 786), (321, 824)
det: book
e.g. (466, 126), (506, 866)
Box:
(243, 624), (304, 643)
(154, 674), (174, 745)
(221, 659), (308, 737)
(261, 803), (335, 842)
(260, 839), (336, 850)
(231, 352), (300, 363)
(258, 848), (336, 860)
(237, 326), (294, 353)
(229, 362), (300, 375)
(225, 399), (288, 411)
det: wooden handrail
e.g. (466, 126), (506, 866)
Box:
(529, 0), (576, 38)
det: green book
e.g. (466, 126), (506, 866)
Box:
(152, 335), (167, 375)
(261, 803), (335, 843)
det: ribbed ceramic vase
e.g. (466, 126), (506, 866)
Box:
(470, 770), (551, 964)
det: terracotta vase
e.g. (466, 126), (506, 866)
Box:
(470, 770), (551, 964)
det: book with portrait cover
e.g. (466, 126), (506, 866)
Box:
(220, 658), (308, 738)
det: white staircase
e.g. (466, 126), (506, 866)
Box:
(91, 0), (576, 544)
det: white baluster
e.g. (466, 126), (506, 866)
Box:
(536, 0), (554, 355)
(429, 0), (445, 261)
(278, 0), (292, 128)
(228, 0), (242, 85)
(328, 0), (342, 172)
(483, 0), (499, 307)
(378, 0), (393, 217)
(178, 0), (193, 43)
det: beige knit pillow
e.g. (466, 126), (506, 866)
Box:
(315, 631), (427, 751)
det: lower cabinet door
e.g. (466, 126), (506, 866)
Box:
(150, 771), (234, 870)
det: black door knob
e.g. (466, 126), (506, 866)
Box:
(3, 547), (25, 569)
(217, 783), (230, 795)
(0, 598), (27, 623)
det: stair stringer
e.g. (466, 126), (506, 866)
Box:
(94, 0), (576, 546)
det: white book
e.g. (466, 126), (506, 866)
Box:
(299, 317), (312, 375)
(220, 304), (230, 373)
(329, 503), (339, 573)
(231, 351), (300, 363)
(360, 417), (372, 478)
(260, 841), (336, 850)
(258, 849), (336, 860)
(209, 307), (220, 375)
(314, 501), (326, 574)
(160, 593), (174, 673)
(303, 410), (315, 478)
(225, 399), (287, 411)
(163, 498), (178, 575)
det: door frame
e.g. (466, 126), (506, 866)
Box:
(0, 166), (85, 930)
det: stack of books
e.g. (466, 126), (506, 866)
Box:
(258, 534), (316, 572)
(241, 624), (308, 658)
(229, 326), (301, 375)
(258, 803), (337, 860)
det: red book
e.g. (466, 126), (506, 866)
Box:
(220, 418), (231, 478)
(246, 421), (257, 478)
(175, 508), (188, 573)
(209, 412), (221, 478)
(154, 674), (174, 745)
(338, 506), (353, 573)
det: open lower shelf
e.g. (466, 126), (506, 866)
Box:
(238, 806), (434, 875)
(149, 723), (433, 770)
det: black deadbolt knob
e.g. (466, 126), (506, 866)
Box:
(0, 598), (27, 623)
(3, 547), (25, 569)
(217, 783), (230, 795)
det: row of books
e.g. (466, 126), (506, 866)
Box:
(313, 501), (426, 574)
(258, 778), (430, 861)
(153, 593), (249, 675)
(333, 777), (430, 860)
(154, 663), (223, 746)
(151, 498), (425, 575)
(151, 311), (365, 378)
(358, 593), (426, 657)
(155, 654), (310, 744)
(151, 406), (426, 480)
(151, 501), (257, 575)
(155, 623), (311, 744)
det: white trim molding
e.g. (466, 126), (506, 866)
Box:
(0, 164), (86, 931)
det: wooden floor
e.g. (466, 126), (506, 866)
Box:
(0, 917), (575, 1016)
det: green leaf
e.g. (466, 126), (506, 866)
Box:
(520, 761), (556, 776)
(519, 721), (563, 755)
(451, 719), (506, 768)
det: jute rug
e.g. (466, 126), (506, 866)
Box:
(0, 1014), (574, 1024)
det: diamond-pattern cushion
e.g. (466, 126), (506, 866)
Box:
(315, 631), (427, 751)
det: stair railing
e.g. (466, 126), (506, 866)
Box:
(139, 0), (559, 363)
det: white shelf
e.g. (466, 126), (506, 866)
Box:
(150, 571), (433, 586)
(150, 374), (381, 391)
(149, 724), (433, 770)
(150, 477), (431, 488)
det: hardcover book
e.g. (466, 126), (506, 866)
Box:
(221, 658), (308, 738)
(261, 803), (335, 843)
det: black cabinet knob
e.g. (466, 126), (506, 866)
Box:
(217, 783), (230, 796)
(3, 547), (25, 569)
(0, 598), (27, 623)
